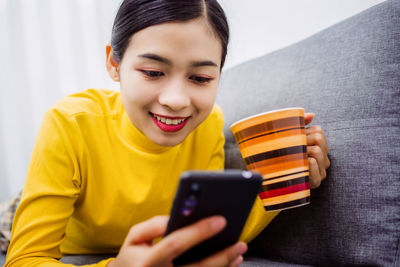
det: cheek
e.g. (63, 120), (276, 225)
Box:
(120, 78), (156, 107)
(191, 85), (218, 113)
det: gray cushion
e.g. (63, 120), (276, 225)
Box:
(242, 257), (311, 267)
(217, 0), (400, 266)
(0, 252), (319, 267)
(60, 254), (115, 265)
(59, 254), (310, 266)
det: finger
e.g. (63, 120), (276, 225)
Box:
(125, 216), (169, 246)
(306, 132), (329, 156)
(304, 113), (315, 125)
(305, 125), (325, 138)
(151, 216), (227, 262)
(187, 242), (247, 267)
(306, 125), (330, 153)
(306, 131), (330, 168)
(307, 145), (327, 179)
(308, 157), (322, 189)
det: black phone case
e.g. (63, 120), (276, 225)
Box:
(165, 170), (262, 265)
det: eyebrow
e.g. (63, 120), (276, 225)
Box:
(138, 53), (218, 68)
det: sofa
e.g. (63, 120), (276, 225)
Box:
(1, 0), (398, 266)
(218, 0), (399, 266)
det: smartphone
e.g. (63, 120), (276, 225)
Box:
(165, 170), (262, 265)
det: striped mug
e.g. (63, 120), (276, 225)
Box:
(230, 108), (310, 212)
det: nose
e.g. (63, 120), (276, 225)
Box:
(158, 78), (190, 111)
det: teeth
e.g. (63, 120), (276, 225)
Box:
(154, 114), (186, 125)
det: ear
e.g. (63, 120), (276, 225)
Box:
(106, 44), (120, 82)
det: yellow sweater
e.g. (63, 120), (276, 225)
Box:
(5, 89), (278, 266)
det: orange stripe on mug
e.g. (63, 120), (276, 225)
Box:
(261, 167), (309, 180)
(247, 159), (309, 175)
(262, 171), (310, 185)
(261, 190), (310, 206)
(238, 128), (306, 148)
(239, 134), (307, 158)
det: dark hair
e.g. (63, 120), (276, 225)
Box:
(111, 0), (229, 69)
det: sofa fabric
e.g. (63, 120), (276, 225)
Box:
(216, 0), (400, 266)
(58, 255), (311, 267)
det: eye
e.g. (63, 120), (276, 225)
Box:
(141, 70), (164, 78)
(190, 75), (213, 84)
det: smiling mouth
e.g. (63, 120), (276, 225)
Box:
(149, 112), (191, 132)
(151, 113), (188, 125)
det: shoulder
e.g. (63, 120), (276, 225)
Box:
(50, 89), (121, 118)
(38, 89), (121, 152)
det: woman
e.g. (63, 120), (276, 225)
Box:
(5, 0), (330, 266)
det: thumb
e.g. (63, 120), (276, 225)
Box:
(304, 112), (315, 125)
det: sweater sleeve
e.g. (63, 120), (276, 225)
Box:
(239, 198), (280, 243)
(5, 110), (111, 267)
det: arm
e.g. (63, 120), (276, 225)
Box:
(5, 110), (110, 267)
(211, 111), (329, 244)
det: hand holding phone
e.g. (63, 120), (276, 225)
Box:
(165, 170), (262, 265)
(109, 215), (248, 267)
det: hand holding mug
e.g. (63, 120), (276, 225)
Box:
(231, 108), (330, 212)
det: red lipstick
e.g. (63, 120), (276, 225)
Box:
(151, 113), (190, 132)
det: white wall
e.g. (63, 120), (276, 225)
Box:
(0, 0), (121, 201)
(0, 0), (386, 201)
(219, 0), (386, 69)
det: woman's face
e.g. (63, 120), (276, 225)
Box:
(107, 18), (222, 147)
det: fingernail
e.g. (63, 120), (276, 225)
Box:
(211, 216), (226, 230)
(236, 242), (248, 255)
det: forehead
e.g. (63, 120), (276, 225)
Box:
(123, 19), (223, 66)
